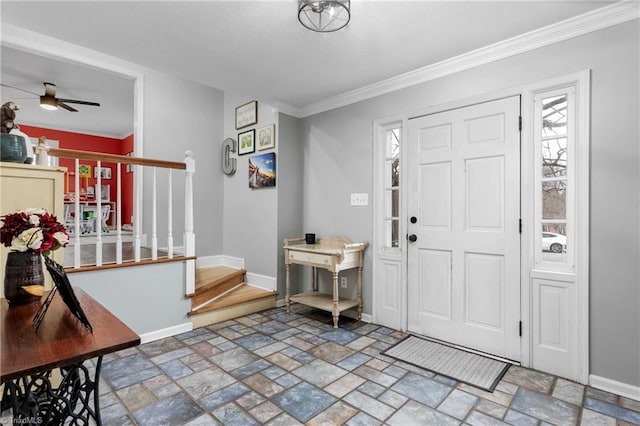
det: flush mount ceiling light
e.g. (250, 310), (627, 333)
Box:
(39, 96), (58, 111)
(298, 0), (350, 32)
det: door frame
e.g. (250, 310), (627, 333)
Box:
(372, 73), (589, 381)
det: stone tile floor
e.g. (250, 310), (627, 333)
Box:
(3, 306), (639, 425)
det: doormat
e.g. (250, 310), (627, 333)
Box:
(382, 335), (511, 392)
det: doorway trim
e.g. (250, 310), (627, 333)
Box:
(2, 23), (145, 235)
(372, 72), (590, 382)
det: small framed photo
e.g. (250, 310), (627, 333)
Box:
(238, 129), (256, 155)
(99, 184), (110, 202)
(126, 152), (133, 173)
(257, 124), (275, 151)
(93, 166), (112, 180)
(235, 100), (258, 130)
(78, 164), (92, 178)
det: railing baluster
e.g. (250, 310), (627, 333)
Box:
(116, 162), (123, 264)
(151, 167), (158, 260)
(134, 163), (141, 263)
(184, 151), (196, 295)
(167, 169), (174, 259)
(96, 161), (103, 267)
(74, 159), (81, 268)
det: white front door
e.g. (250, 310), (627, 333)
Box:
(407, 96), (521, 361)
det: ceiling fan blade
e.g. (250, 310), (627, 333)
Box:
(0, 83), (40, 96)
(43, 82), (56, 97)
(57, 98), (100, 107)
(57, 102), (78, 112)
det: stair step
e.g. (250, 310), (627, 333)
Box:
(192, 266), (246, 308)
(189, 284), (276, 316)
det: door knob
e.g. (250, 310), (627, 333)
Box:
(410, 216), (417, 224)
(408, 234), (417, 242)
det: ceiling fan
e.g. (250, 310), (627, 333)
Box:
(0, 82), (100, 112)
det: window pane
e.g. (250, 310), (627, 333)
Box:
(542, 181), (566, 220)
(384, 159), (400, 188)
(392, 219), (399, 247)
(542, 94), (567, 137)
(391, 189), (399, 217)
(385, 128), (400, 158)
(542, 138), (567, 178)
(540, 224), (567, 263)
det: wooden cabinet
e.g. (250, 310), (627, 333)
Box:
(0, 163), (65, 295)
(284, 236), (367, 328)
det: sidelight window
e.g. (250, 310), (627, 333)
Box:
(535, 89), (575, 269)
(383, 125), (401, 250)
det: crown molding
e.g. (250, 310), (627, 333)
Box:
(298, 1), (640, 118)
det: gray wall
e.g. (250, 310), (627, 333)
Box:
(222, 95), (279, 278)
(143, 72), (225, 256)
(73, 262), (190, 335)
(299, 21), (639, 386)
(276, 113), (304, 297)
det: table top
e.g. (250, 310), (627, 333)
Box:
(284, 236), (368, 256)
(1, 288), (140, 382)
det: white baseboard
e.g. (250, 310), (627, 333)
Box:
(246, 272), (276, 292)
(196, 255), (245, 269)
(590, 374), (640, 402)
(139, 322), (193, 344)
(275, 298), (372, 323)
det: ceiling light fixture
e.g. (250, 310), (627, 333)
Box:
(298, 0), (350, 33)
(39, 96), (58, 111)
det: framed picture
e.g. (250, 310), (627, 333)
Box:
(235, 100), (258, 129)
(238, 129), (256, 155)
(98, 184), (110, 202)
(257, 124), (275, 151)
(126, 152), (133, 173)
(93, 166), (112, 180)
(249, 152), (276, 189)
(78, 164), (92, 178)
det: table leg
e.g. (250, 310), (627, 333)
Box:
(357, 264), (363, 321)
(312, 266), (317, 292)
(1, 357), (103, 425)
(332, 271), (339, 328)
(285, 263), (291, 314)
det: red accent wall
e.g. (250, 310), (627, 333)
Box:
(20, 125), (134, 225)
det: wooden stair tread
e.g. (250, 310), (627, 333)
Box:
(195, 266), (245, 290)
(189, 284), (276, 316)
(192, 266), (246, 308)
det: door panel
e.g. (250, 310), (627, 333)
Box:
(407, 96), (521, 360)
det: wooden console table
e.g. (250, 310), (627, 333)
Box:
(284, 236), (368, 328)
(1, 288), (140, 425)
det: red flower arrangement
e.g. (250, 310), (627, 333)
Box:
(0, 208), (69, 255)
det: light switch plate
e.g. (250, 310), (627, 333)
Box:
(350, 193), (368, 206)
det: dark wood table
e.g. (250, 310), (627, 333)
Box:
(1, 288), (140, 425)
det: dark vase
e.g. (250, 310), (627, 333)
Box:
(4, 251), (45, 305)
(0, 133), (28, 163)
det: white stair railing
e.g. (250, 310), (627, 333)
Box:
(45, 146), (195, 288)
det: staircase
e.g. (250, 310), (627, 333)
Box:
(188, 266), (277, 328)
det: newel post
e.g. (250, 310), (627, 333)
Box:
(184, 151), (196, 295)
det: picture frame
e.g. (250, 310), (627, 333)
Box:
(98, 184), (110, 202)
(238, 129), (256, 155)
(126, 152), (133, 173)
(235, 100), (258, 130)
(257, 124), (275, 151)
(78, 164), (92, 178)
(93, 166), (112, 180)
(249, 152), (276, 189)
